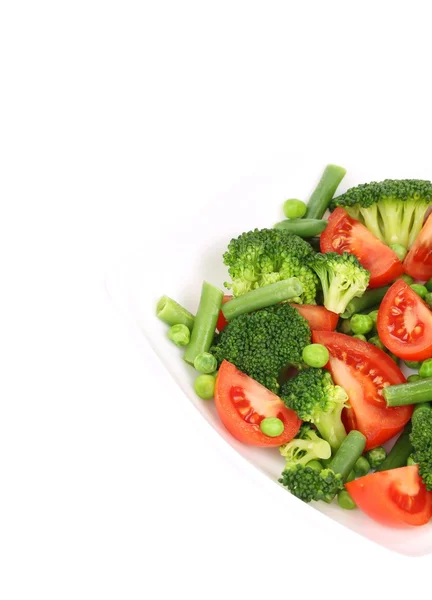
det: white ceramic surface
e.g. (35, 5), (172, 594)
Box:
(106, 155), (432, 556)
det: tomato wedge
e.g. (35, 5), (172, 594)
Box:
(404, 213), (432, 281)
(312, 331), (411, 450)
(377, 279), (432, 361)
(346, 466), (432, 527)
(214, 360), (301, 447)
(291, 304), (339, 331)
(321, 207), (404, 288)
(216, 295), (232, 332)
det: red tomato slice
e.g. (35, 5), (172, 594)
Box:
(377, 279), (432, 361)
(312, 331), (411, 450)
(291, 304), (339, 331)
(214, 360), (301, 447)
(346, 466), (432, 527)
(321, 207), (404, 288)
(216, 295), (232, 332)
(404, 213), (432, 281)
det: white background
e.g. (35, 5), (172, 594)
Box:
(1, 1), (432, 598)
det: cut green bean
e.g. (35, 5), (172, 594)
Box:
(383, 378), (432, 407)
(375, 423), (413, 472)
(404, 360), (421, 369)
(340, 286), (390, 319)
(184, 282), (223, 365)
(399, 274), (414, 284)
(410, 284), (428, 299)
(222, 278), (303, 321)
(156, 296), (195, 329)
(407, 374), (421, 383)
(274, 218), (327, 238)
(328, 430), (367, 482)
(424, 292), (432, 309)
(306, 164), (347, 219)
(338, 489), (357, 510)
(426, 278), (432, 292)
(353, 456), (370, 477)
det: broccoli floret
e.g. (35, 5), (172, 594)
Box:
(410, 404), (432, 490)
(281, 368), (348, 450)
(279, 423), (332, 466)
(211, 302), (311, 393)
(330, 179), (432, 249)
(223, 228), (318, 303)
(310, 252), (370, 315)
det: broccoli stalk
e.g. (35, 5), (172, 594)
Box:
(330, 179), (432, 249)
(279, 423), (332, 467)
(410, 403), (432, 490)
(281, 368), (348, 450)
(310, 252), (370, 315)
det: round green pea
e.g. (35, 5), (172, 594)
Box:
(353, 334), (367, 342)
(404, 360), (421, 369)
(365, 446), (387, 469)
(368, 310), (379, 326)
(168, 324), (190, 347)
(410, 283), (428, 299)
(407, 374), (421, 383)
(368, 336), (385, 351)
(193, 352), (217, 374)
(337, 489), (357, 510)
(350, 314), (374, 335)
(302, 344), (329, 368)
(426, 278), (432, 292)
(283, 199), (307, 219)
(399, 274), (414, 284)
(425, 292), (432, 309)
(194, 374), (216, 400)
(338, 319), (352, 335)
(419, 359), (432, 378)
(260, 417), (284, 437)
(390, 243), (407, 262)
(353, 456), (370, 478)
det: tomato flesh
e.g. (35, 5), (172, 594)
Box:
(216, 295), (232, 332)
(214, 361), (301, 447)
(404, 213), (432, 281)
(321, 207), (404, 288)
(377, 279), (432, 361)
(291, 304), (339, 331)
(312, 331), (411, 450)
(346, 466), (432, 527)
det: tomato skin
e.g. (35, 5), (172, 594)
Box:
(291, 304), (339, 331)
(346, 466), (432, 527)
(377, 279), (432, 361)
(214, 361), (301, 447)
(216, 295), (232, 332)
(404, 213), (432, 281)
(321, 207), (404, 288)
(312, 331), (411, 450)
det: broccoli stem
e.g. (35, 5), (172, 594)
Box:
(222, 278), (303, 321)
(340, 285), (390, 319)
(328, 430), (367, 481)
(274, 219), (328, 237)
(306, 164), (347, 219)
(383, 378), (432, 407)
(315, 412), (347, 451)
(156, 296), (195, 329)
(375, 423), (413, 472)
(184, 282), (223, 365)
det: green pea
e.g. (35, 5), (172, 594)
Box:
(407, 456), (417, 466)
(390, 243), (407, 262)
(306, 460), (323, 472)
(260, 417), (284, 437)
(426, 278), (432, 292)
(350, 314), (374, 335)
(302, 344), (329, 368)
(365, 446), (387, 469)
(399, 274), (414, 284)
(283, 199), (307, 219)
(425, 292), (432, 309)
(194, 374), (216, 399)
(368, 336), (385, 351)
(338, 319), (352, 335)
(410, 284), (428, 299)
(407, 374), (421, 383)
(404, 360), (421, 369)
(353, 334), (367, 342)
(337, 489), (357, 510)
(193, 352), (217, 374)
(368, 309), (379, 326)
(168, 324), (191, 347)
(419, 359), (432, 378)
(353, 456), (370, 477)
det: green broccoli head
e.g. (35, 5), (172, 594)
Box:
(279, 464), (343, 503)
(223, 228), (318, 303)
(410, 404), (432, 491)
(211, 302), (311, 393)
(279, 423), (332, 467)
(330, 179), (432, 249)
(281, 368), (348, 450)
(310, 252), (370, 315)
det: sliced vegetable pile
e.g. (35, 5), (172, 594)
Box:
(156, 165), (432, 529)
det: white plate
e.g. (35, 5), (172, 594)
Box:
(106, 153), (432, 557)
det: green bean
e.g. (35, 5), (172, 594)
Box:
(184, 282), (223, 365)
(353, 456), (370, 477)
(156, 296), (195, 329)
(337, 489), (357, 510)
(383, 378), (432, 407)
(407, 374), (421, 383)
(399, 274), (414, 284)
(338, 319), (352, 334)
(389, 244), (407, 262)
(368, 336), (385, 351)
(328, 430), (367, 482)
(305, 164), (347, 219)
(404, 360), (421, 369)
(274, 218), (327, 238)
(425, 292), (432, 309)
(410, 283), (428, 299)
(426, 278), (432, 292)
(222, 278), (302, 321)
(341, 286), (390, 319)
(375, 423), (413, 472)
